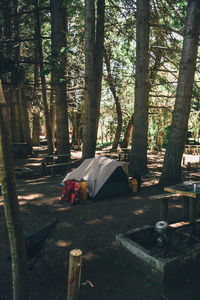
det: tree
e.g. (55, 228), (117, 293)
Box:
(0, 80), (29, 300)
(34, 0), (54, 155)
(129, 0), (150, 177)
(159, 0), (200, 186)
(120, 114), (134, 148)
(104, 49), (122, 151)
(50, 0), (70, 158)
(82, 0), (105, 159)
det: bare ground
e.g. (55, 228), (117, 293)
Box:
(1, 149), (200, 300)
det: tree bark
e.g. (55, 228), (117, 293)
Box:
(82, 0), (105, 159)
(120, 114), (134, 149)
(159, 0), (200, 186)
(129, 0), (150, 177)
(104, 50), (122, 151)
(32, 27), (41, 147)
(50, 0), (70, 158)
(32, 108), (40, 146)
(0, 80), (29, 300)
(18, 87), (32, 145)
(34, 0), (53, 155)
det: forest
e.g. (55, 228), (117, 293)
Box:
(0, 0), (200, 181)
(1, 0), (200, 299)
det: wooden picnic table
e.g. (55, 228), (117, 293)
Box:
(41, 153), (70, 159)
(164, 183), (200, 222)
(40, 153), (71, 174)
(185, 145), (200, 155)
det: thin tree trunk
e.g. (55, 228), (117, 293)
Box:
(120, 114), (134, 148)
(49, 88), (56, 151)
(104, 50), (122, 151)
(159, 0), (200, 186)
(32, 109), (40, 146)
(13, 90), (23, 142)
(129, 0), (150, 177)
(34, 0), (53, 155)
(33, 26), (41, 147)
(18, 87), (32, 145)
(82, 0), (105, 159)
(0, 80), (29, 300)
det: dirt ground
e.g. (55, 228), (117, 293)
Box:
(1, 148), (200, 300)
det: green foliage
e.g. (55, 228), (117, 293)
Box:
(162, 125), (171, 149)
(1, 0), (200, 150)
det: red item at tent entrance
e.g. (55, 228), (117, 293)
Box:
(61, 179), (81, 204)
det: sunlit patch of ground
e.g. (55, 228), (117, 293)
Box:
(86, 215), (115, 225)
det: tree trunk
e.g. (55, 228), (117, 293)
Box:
(32, 109), (40, 146)
(0, 80), (29, 300)
(49, 88), (56, 151)
(33, 27), (41, 147)
(34, 0), (53, 155)
(18, 87), (32, 145)
(82, 0), (105, 159)
(129, 0), (150, 177)
(12, 90), (23, 142)
(104, 50), (122, 151)
(120, 114), (134, 148)
(72, 110), (82, 147)
(50, 0), (70, 159)
(159, 0), (200, 186)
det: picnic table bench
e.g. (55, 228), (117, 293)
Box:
(149, 192), (181, 221)
(44, 159), (81, 176)
(41, 153), (71, 174)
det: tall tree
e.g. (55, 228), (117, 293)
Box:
(82, 0), (105, 159)
(159, 0), (200, 186)
(104, 49), (123, 151)
(0, 80), (29, 300)
(50, 0), (70, 158)
(34, 0), (53, 155)
(129, 0), (150, 177)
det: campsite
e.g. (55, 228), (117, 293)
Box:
(1, 0), (200, 299)
(1, 147), (200, 299)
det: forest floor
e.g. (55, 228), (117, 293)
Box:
(1, 147), (200, 300)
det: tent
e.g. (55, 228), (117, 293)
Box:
(62, 156), (131, 200)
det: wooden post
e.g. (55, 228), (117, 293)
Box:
(67, 249), (82, 300)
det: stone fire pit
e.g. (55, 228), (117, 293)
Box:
(116, 224), (200, 285)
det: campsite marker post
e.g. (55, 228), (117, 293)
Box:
(67, 249), (82, 300)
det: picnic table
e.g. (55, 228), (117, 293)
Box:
(12, 142), (32, 158)
(41, 153), (70, 162)
(40, 153), (71, 174)
(164, 183), (200, 223)
(185, 145), (200, 155)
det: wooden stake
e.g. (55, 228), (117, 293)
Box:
(67, 249), (82, 300)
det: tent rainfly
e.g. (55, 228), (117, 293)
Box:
(62, 156), (131, 200)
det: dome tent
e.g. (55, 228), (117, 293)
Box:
(62, 156), (131, 200)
